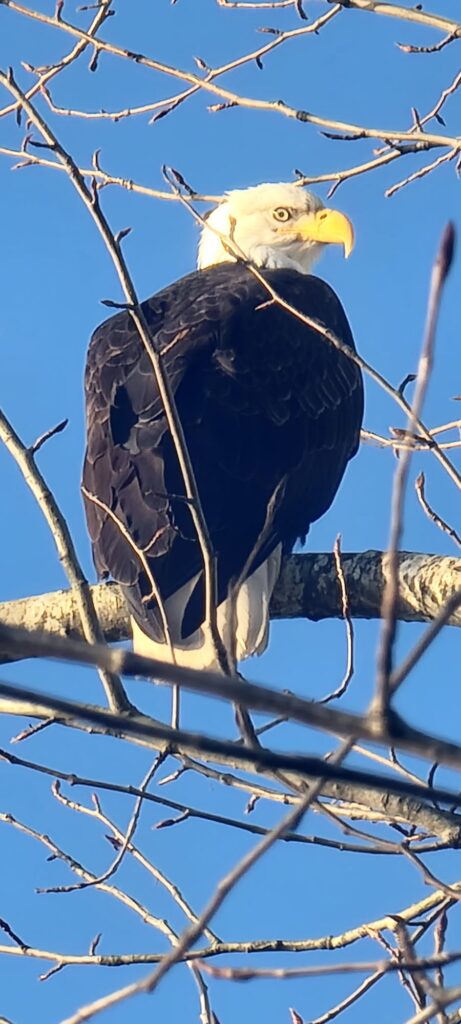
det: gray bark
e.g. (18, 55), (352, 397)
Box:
(1, 550), (460, 665)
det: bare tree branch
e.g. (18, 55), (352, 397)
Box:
(374, 222), (455, 717)
(2, 2), (460, 160)
(0, 407), (129, 712)
(2, 551), (460, 665)
(4, 628), (461, 786)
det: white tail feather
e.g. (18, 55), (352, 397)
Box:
(131, 545), (282, 671)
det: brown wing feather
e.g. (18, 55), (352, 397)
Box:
(82, 264), (363, 642)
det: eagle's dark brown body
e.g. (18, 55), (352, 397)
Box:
(83, 264), (363, 655)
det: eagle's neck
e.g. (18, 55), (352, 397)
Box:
(198, 240), (318, 275)
(197, 208), (321, 275)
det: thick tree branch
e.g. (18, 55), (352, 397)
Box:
(0, 551), (460, 665)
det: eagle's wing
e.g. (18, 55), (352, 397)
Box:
(82, 264), (363, 643)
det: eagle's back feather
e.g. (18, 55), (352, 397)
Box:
(82, 263), (363, 663)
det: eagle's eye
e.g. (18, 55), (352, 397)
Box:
(273, 207), (292, 223)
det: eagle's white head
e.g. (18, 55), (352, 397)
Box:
(198, 182), (354, 274)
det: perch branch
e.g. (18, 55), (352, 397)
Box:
(1, 551), (461, 665)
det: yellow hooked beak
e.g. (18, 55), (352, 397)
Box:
(293, 208), (355, 258)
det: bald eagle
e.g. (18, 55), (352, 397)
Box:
(83, 183), (364, 670)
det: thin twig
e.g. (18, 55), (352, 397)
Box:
(310, 970), (385, 1024)
(415, 473), (461, 550)
(397, 32), (458, 55)
(0, 144), (220, 201)
(386, 151), (458, 199)
(361, 428), (461, 453)
(30, 417), (68, 455)
(2, 4), (461, 156)
(0, 0), (114, 123)
(196, 949), (461, 981)
(54, 742), (351, 1024)
(374, 223), (455, 718)
(81, 486), (173, 654)
(47, 783), (219, 944)
(45, 756), (165, 892)
(0, 810), (215, 1022)
(319, 536), (354, 703)
(36, 6), (340, 124)
(0, 407), (128, 712)
(5, 642), (461, 798)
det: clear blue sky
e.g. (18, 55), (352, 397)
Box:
(1, 2), (461, 1022)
